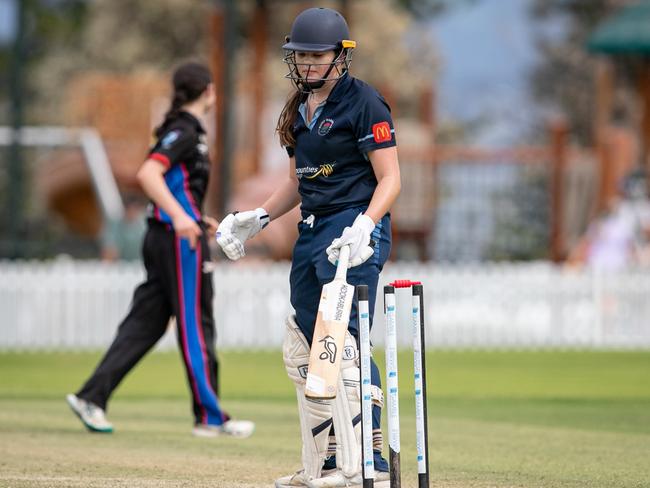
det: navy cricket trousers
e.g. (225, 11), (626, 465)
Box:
(290, 206), (391, 454)
(77, 221), (225, 426)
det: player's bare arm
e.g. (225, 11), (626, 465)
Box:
(217, 158), (300, 260)
(201, 215), (220, 236)
(365, 146), (401, 223)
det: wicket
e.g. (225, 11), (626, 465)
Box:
(357, 281), (430, 488)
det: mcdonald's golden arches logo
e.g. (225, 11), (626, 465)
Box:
(372, 121), (392, 143)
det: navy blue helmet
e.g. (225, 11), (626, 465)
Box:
(283, 8), (356, 91)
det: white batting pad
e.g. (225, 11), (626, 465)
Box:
(331, 331), (362, 478)
(283, 315), (333, 481)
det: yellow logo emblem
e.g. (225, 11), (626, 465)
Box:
(306, 163), (335, 179)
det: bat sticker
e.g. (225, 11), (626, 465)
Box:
(318, 335), (338, 364)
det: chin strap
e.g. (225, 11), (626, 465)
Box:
(295, 50), (348, 93)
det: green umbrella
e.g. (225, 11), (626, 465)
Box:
(588, 0), (650, 54)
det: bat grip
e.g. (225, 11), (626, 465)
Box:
(335, 244), (351, 280)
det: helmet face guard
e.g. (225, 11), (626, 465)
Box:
(282, 8), (355, 93)
(283, 42), (355, 92)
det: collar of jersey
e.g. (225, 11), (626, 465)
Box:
(327, 72), (352, 103)
(298, 100), (326, 130)
(297, 73), (353, 129)
(178, 110), (206, 134)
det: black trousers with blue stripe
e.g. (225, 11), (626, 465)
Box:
(77, 221), (226, 426)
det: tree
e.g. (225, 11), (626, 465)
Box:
(528, 0), (632, 145)
(487, 166), (550, 261)
(29, 0), (210, 122)
(393, 0), (475, 16)
(0, 0), (87, 124)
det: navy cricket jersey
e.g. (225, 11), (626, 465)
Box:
(147, 111), (210, 223)
(287, 73), (397, 216)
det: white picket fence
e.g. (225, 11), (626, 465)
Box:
(0, 259), (649, 350)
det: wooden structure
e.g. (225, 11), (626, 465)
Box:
(37, 73), (168, 235)
(589, 0), (650, 207)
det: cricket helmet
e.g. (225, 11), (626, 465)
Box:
(283, 8), (356, 91)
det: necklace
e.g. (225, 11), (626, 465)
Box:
(309, 92), (328, 106)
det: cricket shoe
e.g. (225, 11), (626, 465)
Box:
(275, 468), (335, 488)
(65, 394), (113, 433)
(274, 469), (312, 487)
(306, 469), (389, 488)
(192, 419), (255, 438)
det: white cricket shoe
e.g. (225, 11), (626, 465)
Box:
(191, 419), (255, 438)
(274, 469), (312, 487)
(306, 469), (390, 488)
(66, 394), (113, 433)
(275, 467), (339, 488)
(373, 471), (390, 485)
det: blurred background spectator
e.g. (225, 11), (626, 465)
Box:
(569, 169), (650, 270)
(100, 193), (146, 262)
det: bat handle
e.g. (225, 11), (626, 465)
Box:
(335, 244), (351, 280)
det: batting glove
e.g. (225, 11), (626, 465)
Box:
(216, 208), (270, 260)
(326, 213), (376, 268)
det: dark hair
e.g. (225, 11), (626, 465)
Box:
(276, 89), (307, 148)
(155, 61), (213, 138)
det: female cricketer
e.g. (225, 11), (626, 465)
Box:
(66, 61), (254, 439)
(216, 8), (400, 487)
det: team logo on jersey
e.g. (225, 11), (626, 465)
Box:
(161, 130), (180, 148)
(305, 163), (335, 179)
(318, 118), (334, 136)
(197, 134), (208, 154)
(372, 121), (392, 143)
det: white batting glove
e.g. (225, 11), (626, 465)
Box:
(216, 214), (245, 260)
(216, 208), (270, 260)
(326, 213), (376, 268)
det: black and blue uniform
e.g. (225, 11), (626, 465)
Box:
(76, 111), (226, 427)
(287, 73), (396, 467)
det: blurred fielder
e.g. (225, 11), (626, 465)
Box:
(217, 8), (400, 487)
(67, 61), (254, 439)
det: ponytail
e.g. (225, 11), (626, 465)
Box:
(276, 89), (306, 148)
(166, 91), (189, 122)
(155, 61), (213, 138)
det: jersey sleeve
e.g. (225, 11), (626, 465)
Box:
(148, 128), (195, 168)
(354, 92), (397, 154)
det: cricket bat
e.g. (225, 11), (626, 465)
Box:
(305, 245), (354, 400)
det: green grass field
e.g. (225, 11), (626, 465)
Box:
(0, 350), (649, 487)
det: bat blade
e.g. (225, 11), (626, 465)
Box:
(305, 246), (354, 400)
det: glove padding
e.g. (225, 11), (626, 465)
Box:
(326, 213), (376, 268)
(216, 207), (269, 260)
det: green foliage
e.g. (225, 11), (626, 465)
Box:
(487, 167), (551, 260)
(528, 1), (624, 145)
(0, 0), (87, 122)
(8, 0), (88, 112)
(393, 0), (477, 16)
(0, 47), (11, 123)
